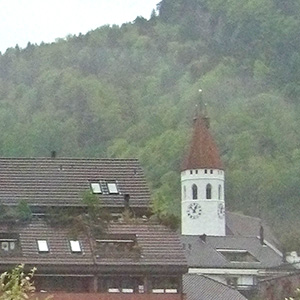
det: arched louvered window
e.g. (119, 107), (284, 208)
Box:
(192, 184), (198, 200)
(206, 184), (212, 199)
(218, 185), (222, 200)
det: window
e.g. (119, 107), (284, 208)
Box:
(151, 277), (178, 294)
(1, 241), (15, 251)
(206, 184), (212, 199)
(107, 182), (118, 194)
(190, 170), (193, 175)
(192, 184), (198, 200)
(210, 170), (213, 174)
(90, 182), (101, 194)
(218, 185), (222, 200)
(101, 277), (144, 294)
(70, 240), (82, 253)
(226, 277), (238, 287)
(37, 240), (49, 253)
(183, 186), (186, 200)
(204, 169), (207, 174)
(0, 234), (20, 255)
(217, 249), (259, 262)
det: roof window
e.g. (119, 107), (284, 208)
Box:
(217, 249), (259, 262)
(92, 180), (120, 194)
(37, 240), (49, 253)
(70, 240), (82, 253)
(107, 182), (119, 194)
(90, 182), (102, 194)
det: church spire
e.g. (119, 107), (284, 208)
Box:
(181, 100), (226, 236)
(182, 105), (223, 171)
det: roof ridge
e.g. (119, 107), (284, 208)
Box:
(0, 157), (139, 161)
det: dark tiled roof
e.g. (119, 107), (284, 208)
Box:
(99, 223), (187, 267)
(181, 235), (283, 269)
(0, 219), (187, 272)
(226, 212), (279, 247)
(0, 158), (150, 208)
(183, 274), (248, 300)
(182, 117), (223, 171)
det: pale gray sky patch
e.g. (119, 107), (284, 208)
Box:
(0, 0), (159, 53)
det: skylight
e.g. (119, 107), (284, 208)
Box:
(90, 182), (102, 194)
(107, 182), (118, 194)
(217, 249), (259, 262)
(70, 240), (82, 253)
(37, 240), (49, 253)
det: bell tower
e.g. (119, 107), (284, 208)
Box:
(181, 110), (225, 236)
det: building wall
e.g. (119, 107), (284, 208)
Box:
(258, 273), (300, 300)
(181, 169), (225, 236)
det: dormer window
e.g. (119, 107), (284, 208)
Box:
(37, 240), (49, 253)
(69, 240), (82, 253)
(0, 234), (20, 256)
(1, 241), (15, 251)
(96, 234), (139, 258)
(90, 182), (102, 194)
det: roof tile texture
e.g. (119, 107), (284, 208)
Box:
(182, 117), (223, 170)
(0, 158), (150, 208)
(0, 219), (187, 270)
(183, 274), (247, 300)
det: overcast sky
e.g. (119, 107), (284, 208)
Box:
(0, 0), (159, 53)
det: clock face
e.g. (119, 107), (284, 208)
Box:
(187, 203), (202, 219)
(218, 203), (225, 218)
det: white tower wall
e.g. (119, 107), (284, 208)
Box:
(181, 168), (226, 236)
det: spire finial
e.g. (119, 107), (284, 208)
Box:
(193, 89), (203, 123)
(203, 103), (210, 129)
(194, 89), (210, 128)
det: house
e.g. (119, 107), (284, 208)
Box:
(180, 113), (291, 299)
(0, 111), (292, 300)
(0, 158), (187, 299)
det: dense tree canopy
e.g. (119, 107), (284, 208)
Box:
(0, 0), (300, 248)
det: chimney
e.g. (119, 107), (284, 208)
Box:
(259, 225), (264, 245)
(200, 234), (207, 243)
(51, 151), (56, 159)
(124, 194), (130, 209)
(282, 249), (287, 263)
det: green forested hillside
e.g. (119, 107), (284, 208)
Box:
(1, 0), (300, 246)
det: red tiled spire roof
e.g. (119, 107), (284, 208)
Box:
(182, 115), (223, 170)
